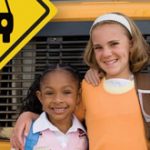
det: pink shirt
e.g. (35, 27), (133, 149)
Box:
(32, 112), (88, 150)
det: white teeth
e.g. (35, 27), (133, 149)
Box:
(105, 59), (117, 65)
(53, 108), (66, 113)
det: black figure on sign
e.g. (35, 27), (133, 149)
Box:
(0, 0), (13, 43)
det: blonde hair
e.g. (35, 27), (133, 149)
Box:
(84, 12), (150, 73)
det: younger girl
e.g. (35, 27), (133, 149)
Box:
(13, 64), (88, 150)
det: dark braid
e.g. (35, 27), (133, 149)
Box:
(21, 74), (42, 114)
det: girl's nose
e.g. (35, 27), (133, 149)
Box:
(54, 95), (63, 102)
(102, 48), (112, 58)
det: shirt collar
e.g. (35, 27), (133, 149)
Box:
(33, 112), (86, 134)
(103, 77), (134, 94)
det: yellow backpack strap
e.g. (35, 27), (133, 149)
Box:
(135, 72), (150, 140)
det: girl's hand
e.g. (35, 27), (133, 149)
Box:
(10, 112), (39, 150)
(84, 68), (103, 86)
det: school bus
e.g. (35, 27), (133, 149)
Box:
(0, 0), (150, 149)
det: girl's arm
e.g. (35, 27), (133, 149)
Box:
(84, 68), (103, 86)
(10, 112), (39, 150)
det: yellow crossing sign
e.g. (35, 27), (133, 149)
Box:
(0, 0), (57, 69)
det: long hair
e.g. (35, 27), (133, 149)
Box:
(84, 12), (150, 73)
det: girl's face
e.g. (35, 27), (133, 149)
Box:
(92, 23), (132, 79)
(36, 70), (79, 126)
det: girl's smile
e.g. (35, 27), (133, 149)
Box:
(92, 23), (132, 79)
(36, 69), (80, 133)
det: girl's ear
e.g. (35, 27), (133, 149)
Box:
(129, 39), (133, 48)
(76, 88), (81, 105)
(36, 90), (43, 104)
(129, 39), (134, 54)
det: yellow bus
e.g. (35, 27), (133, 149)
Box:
(0, 0), (150, 149)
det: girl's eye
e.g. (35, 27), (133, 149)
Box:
(63, 90), (72, 94)
(111, 42), (119, 46)
(45, 92), (53, 95)
(93, 46), (102, 51)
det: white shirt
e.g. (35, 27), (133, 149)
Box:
(32, 112), (87, 150)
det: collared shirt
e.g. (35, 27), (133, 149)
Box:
(33, 112), (88, 150)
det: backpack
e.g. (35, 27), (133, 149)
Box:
(24, 122), (40, 150)
(135, 72), (150, 140)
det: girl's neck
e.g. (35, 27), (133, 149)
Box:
(106, 72), (133, 80)
(48, 115), (73, 134)
(55, 120), (72, 134)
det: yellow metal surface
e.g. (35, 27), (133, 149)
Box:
(53, 1), (150, 21)
(0, 140), (11, 150)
